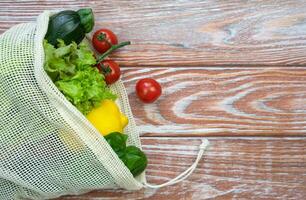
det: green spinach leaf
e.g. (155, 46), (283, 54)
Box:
(104, 132), (147, 176)
(104, 132), (128, 158)
(121, 146), (147, 177)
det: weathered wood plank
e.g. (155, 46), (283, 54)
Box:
(1, 0), (306, 66)
(57, 137), (306, 200)
(121, 67), (306, 137)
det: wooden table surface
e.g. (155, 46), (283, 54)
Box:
(1, 0), (306, 199)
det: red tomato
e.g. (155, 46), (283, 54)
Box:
(92, 29), (118, 54)
(97, 60), (121, 85)
(136, 78), (162, 103)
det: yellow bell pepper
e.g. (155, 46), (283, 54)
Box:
(87, 99), (128, 136)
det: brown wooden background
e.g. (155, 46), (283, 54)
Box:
(1, 0), (306, 199)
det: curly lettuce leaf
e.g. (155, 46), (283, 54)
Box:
(44, 40), (76, 81)
(56, 67), (116, 114)
(73, 42), (96, 67)
(44, 39), (116, 115)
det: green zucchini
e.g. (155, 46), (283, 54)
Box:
(45, 8), (94, 46)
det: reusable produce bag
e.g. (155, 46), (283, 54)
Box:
(0, 11), (209, 199)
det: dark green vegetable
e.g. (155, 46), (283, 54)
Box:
(104, 132), (128, 158)
(45, 8), (94, 46)
(121, 146), (148, 177)
(104, 132), (148, 177)
(77, 8), (94, 33)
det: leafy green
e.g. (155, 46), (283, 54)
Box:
(121, 146), (148, 177)
(44, 40), (76, 81)
(104, 132), (128, 158)
(44, 39), (116, 115)
(104, 132), (147, 177)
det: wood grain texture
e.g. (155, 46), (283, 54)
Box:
(121, 67), (306, 136)
(56, 137), (306, 200)
(1, 0), (306, 66)
(1, 1), (306, 200)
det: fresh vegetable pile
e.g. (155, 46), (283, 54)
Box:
(43, 8), (149, 177)
(0, 8), (209, 199)
(44, 40), (116, 114)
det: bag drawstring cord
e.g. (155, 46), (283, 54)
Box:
(143, 139), (210, 189)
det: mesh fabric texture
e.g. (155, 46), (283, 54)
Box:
(0, 11), (145, 200)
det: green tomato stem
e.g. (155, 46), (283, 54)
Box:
(97, 41), (131, 63)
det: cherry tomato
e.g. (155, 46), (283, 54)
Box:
(97, 60), (121, 85)
(136, 78), (162, 103)
(92, 29), (118, 54)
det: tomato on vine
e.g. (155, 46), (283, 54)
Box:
(97, 60), (121, 85)
(92, 29), (118, 54)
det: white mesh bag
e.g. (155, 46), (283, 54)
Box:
(0, 10), (209, 200)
